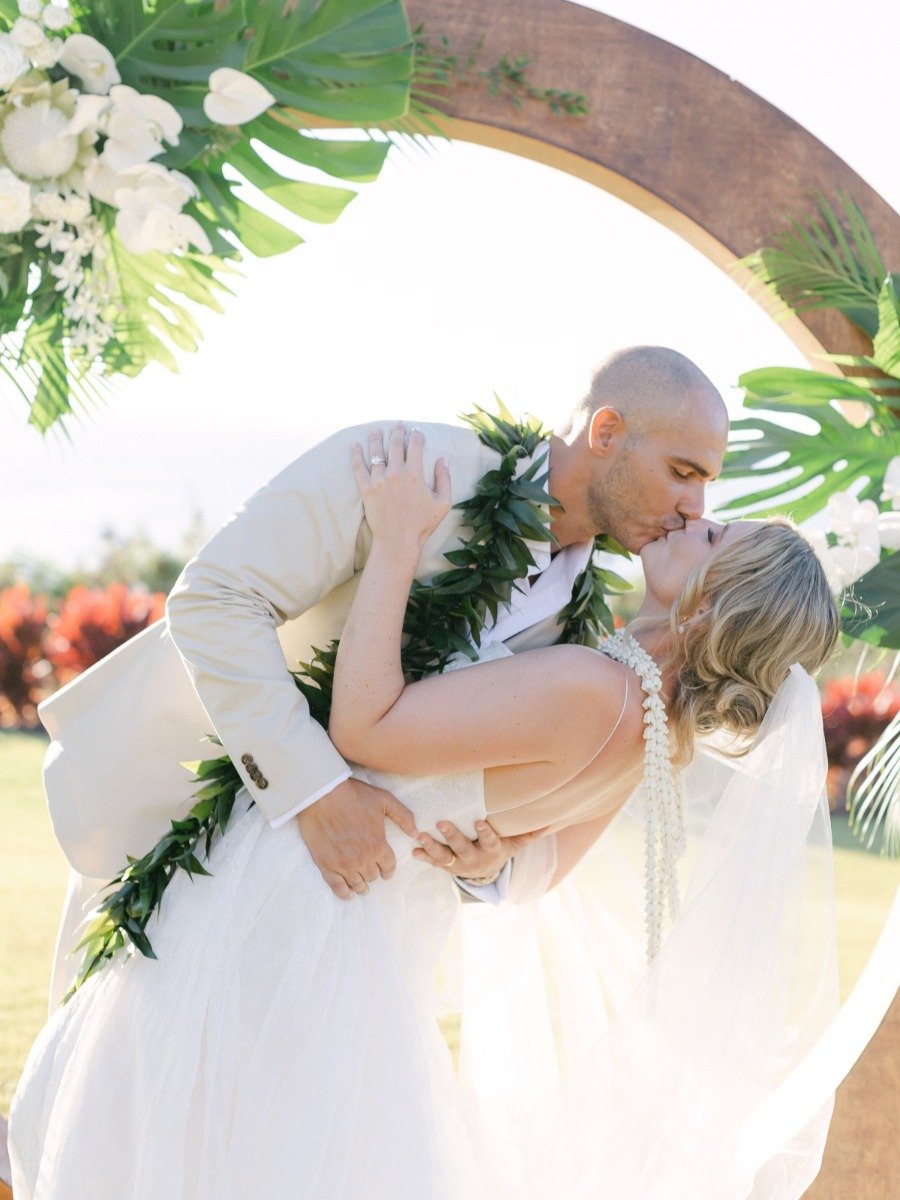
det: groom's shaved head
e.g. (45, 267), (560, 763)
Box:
(549, 345), (730, 551)
(562, 346), (726, 437)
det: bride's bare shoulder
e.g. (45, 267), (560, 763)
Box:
(517, 642), (644, 746)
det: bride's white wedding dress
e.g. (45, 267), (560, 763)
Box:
(9, 760), (494, 1199)
(8, 646), (840, 1200)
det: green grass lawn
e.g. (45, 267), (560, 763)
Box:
(1, 730), (898, 1119)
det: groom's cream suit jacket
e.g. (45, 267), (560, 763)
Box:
(39, 422), (581, 1009)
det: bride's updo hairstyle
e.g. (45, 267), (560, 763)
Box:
(667, 516), (840, 765)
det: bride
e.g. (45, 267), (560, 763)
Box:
(9, 426), (841, 1200)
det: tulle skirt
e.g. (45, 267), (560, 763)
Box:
(9, 776), (493, 1200)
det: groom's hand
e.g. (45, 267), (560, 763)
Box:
(295, 777), (419, 899)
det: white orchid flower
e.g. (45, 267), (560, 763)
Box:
(111, 161), (210, 254)
(881, 456), (900, 510)
(59, 33), (121, 95)
(116, 201), (212, 255)
(203, 67), (275, 125)
(828, 543), (880, 590)
(0, 165), (31, 232)
(826, 492), (881, 550)
(111, 160), (192, 208)
(82, 158), (127, 205)
(0, 32), (29, 88)
(102, 84), (182, 170)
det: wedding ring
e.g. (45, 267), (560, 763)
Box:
(369, 455), (386, 467)
(444, 852), (457, 868)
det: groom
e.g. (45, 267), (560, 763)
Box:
(39, 345), (727, 1007)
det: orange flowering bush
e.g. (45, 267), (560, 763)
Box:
(821, 671), (900, 811)
(42, 584), (166, 686)
(0, 584), (53, 728)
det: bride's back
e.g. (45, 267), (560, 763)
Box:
(481, 651), (647, 838)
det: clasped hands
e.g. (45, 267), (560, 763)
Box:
(296, 775), (546, 899)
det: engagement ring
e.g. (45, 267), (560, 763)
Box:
(369, 455), (386, 467)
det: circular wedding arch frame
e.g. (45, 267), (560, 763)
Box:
(1, 5), (897, 1196)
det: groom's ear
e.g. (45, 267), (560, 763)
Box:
(588, 406), (626, 456)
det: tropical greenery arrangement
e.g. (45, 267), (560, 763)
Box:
(722, 193), (900, 857)
(1, 0), (586, 437)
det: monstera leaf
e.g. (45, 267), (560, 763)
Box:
(87, 0), (409, 250)
(718, 373), (894, 521)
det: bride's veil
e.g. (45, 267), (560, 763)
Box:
(443, 662), (839, 1200)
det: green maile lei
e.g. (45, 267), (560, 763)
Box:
(64, 404), (631, 1003)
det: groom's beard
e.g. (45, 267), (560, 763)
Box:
(587, 449), (636, 546)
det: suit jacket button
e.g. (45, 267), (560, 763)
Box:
(248, 765), (261, 780)
(241, 753), (254, 766)
(256, 778), (268, 789)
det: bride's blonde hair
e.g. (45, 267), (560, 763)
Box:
(666, 517), (840, 765)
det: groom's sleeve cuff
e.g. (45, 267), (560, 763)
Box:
(453, 858), (513, 905)
(267, 769), (353, 829)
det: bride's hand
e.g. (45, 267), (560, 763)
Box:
(413, 819), (551, 880)
(351, 423), (452, 551)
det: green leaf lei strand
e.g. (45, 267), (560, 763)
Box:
(64, 403), (631, 1003)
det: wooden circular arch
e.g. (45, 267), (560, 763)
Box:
(403, 0), (900, 366)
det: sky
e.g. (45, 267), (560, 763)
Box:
(1, 0), (897, 572)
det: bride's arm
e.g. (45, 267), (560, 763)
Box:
(329, 426), (624, 799)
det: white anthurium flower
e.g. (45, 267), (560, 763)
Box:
(10, 17), (46, 50)
(203, 67), (275, 125)
(881, 456), (900, 510)
(41, 4), (71, 32)
(876, 511), (900, 551)
(0, 32), (30, 88)
(102, 84), (182, 170)
(0, 164), (31, 232)
(59, 33), (121, 95)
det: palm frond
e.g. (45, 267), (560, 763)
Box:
(101, 224), (238, 378)
(872, 277), (900, 380)
(742, 192), (886, 338)
(846, 711), (900, 857)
